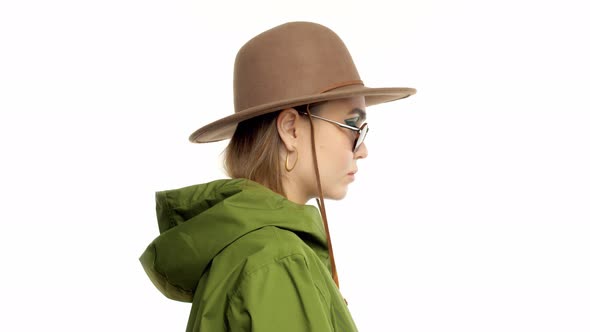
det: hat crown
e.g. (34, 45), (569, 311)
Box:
(233, 22), (361, 113)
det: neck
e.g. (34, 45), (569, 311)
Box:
(282, 176), (311, 205)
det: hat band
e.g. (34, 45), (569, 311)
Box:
(318, 80), (364, 93)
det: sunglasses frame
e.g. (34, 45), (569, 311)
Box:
(298, 112), (369, 152)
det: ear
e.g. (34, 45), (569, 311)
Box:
(276, 108), (300, 151)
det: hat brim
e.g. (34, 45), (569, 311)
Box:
(189, 86), (416, 143)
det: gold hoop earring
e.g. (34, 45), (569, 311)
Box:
(285, 148), (298, 172)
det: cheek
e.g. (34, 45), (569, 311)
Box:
(317, 131), (353, 171)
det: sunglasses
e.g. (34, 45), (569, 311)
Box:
(298, 112), (369, 152)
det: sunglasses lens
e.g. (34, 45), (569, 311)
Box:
(353, 123), (369, 152)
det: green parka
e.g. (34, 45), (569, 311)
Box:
(140, 178), (358, 331)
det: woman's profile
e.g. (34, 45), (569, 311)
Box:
(140, 21), (415, 331)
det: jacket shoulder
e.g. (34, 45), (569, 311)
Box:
(215, 225), (315, 274)
(189, 226), (356, 331)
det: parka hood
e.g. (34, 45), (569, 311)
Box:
(139, 178), (328, 302)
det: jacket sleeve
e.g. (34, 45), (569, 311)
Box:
(226, 253), (333, 332)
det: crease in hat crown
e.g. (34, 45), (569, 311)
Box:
(189, 21), (416, 143)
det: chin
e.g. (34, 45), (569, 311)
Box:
(324, 186), (348, 200)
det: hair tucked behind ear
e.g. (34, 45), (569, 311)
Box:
(224, 112), (286, 196)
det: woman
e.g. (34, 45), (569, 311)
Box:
(140, 21), (415, 331)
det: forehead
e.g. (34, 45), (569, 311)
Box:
(314, 96), (366, 119)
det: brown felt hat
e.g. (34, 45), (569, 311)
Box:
(189, 21), (416, 143)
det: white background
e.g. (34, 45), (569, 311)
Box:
(1, 0), (589, 331)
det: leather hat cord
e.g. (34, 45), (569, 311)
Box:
(305, 104), (340, 288)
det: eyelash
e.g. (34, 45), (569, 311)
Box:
(345, 117), (360, 128)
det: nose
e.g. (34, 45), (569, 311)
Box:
(354, 142), (368, 159)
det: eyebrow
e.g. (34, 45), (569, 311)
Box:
(348, 108), (367, 122)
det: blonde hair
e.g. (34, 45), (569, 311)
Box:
(224, 111), (286, 196)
